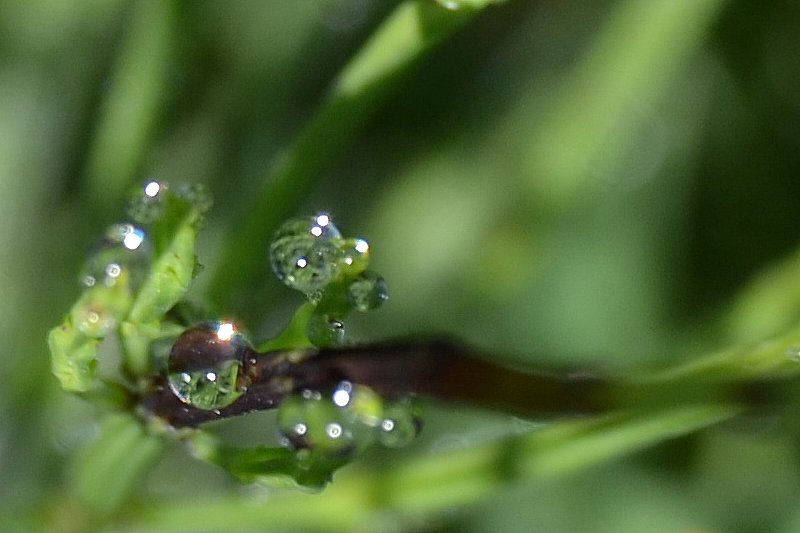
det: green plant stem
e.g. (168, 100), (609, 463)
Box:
(208, 0), (497, 313)
(130, 404), (736, 532)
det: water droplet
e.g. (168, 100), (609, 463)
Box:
(332, 381), (352, 407)
(277, 395), (312, 449)
(347, 271), (388, 312)
(127, 180), (213, 223)
(377, 399), (421, 448)
(74, 306), (115, 338)
(339, 238), (370, 276)
(144, 180), (161, 197)
(81, 223), (151, 289)
(342, 383), (383, 428)
(175, 182), (213, 214)
(306, 313), (345, 347)
(167, 322), (253, 410)
(277, 392), (357, 454)
(325, 422), (343, 439)
(269, 215), (344, 296)
(127, 180), (168, 223)
(301, 389), (322, 401)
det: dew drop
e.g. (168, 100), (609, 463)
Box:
(127, 180), (168, 223)
(306, 313), (345, 347)
(325, 422), (343, 439)
(175, 182), (213, 215)
(377, 400), (421, 448)
(127, 180), (213, 223)
(277, 393), (357, 454)
(81, 223), (151, 290)
(301, 389), (322, 401)
(144, 180), (161, 198)
(332, 381), (352, 407)
(346, 271), (388, 312)
(167, 322), (253, 410)
(269, 215), (344, 296)
(339, 237), (370, 276)
(74, 306), (115, 338)
(277, 395), (312, 449)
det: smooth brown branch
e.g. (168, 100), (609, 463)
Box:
(139, 339), (790, 429)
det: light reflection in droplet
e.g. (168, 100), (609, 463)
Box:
(332, 387), (351, 407)
(316, 214), (330, 227)
(301, 389), (322, 401)
(354, 239), (369, 253)
(144, 180), (161, 198)
(296, 257), (308, 268)
(205, 371), (217, 382)
(121, 226), (145, 250)
(325, 423), (343, 439)
(381, 419), (395, 432)
(216, 322), (235, 341)
(105, 263), (122, 280)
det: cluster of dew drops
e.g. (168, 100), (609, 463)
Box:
(266, 214), (418, 454)
(77, 179), (417, 457)
(165, 320), (420, 457)
(98, 185), (419, 457)
(269, 213), (385, 305)
(76, 180), (212, 338)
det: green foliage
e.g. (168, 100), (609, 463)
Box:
(4, 0), (800, 532)
(48, 186), (205, 392)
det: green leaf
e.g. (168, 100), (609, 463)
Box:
(48, 269), (136, 392)
(70, 413), (164, 519)
(121, 201), (201, 377)
(48, 190), (204, 391)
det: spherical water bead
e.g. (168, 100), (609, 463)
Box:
(277, 395), (313, 449)
(74, 305), (116, 338)
(338, 237), (370, 277)
(126, 179), (168, 223)
(175, 182), (213, 215)
(269, 214), (344, 296)
(81, 223), (151, 290)
(127, 181), (213, 224)
(276, 392), (358, 456)
(377, 399), (421, 448)
(346, 271), (388, 312)
(167, 322), (253, 410)
(306, 313), (345, 347)
(334, 381), (383, 428)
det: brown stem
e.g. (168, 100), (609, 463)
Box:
(139, 339), (610, 428)
(139, 339), (791, 429)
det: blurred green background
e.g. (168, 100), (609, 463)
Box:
(3, 0), (800, 531)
